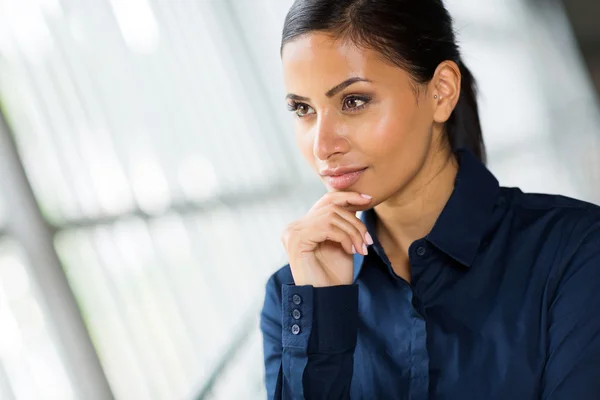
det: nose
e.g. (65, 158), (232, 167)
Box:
(312, 114), (350, 161)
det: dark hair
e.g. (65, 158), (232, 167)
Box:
(281, 0), (486, 163)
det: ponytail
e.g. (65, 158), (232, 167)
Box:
(446, 60), (486, 164)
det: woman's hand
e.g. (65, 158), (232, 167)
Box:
(282, 192), (374, 287)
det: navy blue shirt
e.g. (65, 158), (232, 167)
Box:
(260, 149), (600, 399)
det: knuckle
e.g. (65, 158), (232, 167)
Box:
(281, 229), (291, 246)
(359, 223), (368, 235)
(283, 221), (295, 232)
(324, 191), (335, 200)
(326, 220), (336, 230)
(282, 221), (299, 239)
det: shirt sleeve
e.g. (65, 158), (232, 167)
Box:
(260, 272), (359, 399)
(542, 222), (600, 399)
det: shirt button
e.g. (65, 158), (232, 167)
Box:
(292, 309), (301, 320)
(292, 294), (302, 305)
(291, 324), (301, 335)
(416, 246), (426, 256)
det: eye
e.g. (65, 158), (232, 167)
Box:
(287, 102), (315, 118)
(342, 95), (370, 112)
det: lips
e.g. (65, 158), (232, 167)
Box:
(321, 167), (367, 190)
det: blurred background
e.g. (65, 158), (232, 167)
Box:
(0, 0), (598, 399)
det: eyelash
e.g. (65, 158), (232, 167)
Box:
(287, 95), (372, 118)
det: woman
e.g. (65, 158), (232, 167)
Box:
(260, 0), (600, 399)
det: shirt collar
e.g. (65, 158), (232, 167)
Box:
(353, 148), (500, 282)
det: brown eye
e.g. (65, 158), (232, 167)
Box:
(342, 95), (370, 111)
(297, 104), (310, 116)
(287, 102), (315, 118)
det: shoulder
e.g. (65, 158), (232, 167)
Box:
(503, 186), (600, 213)
(501, 187), (600, 239)
(501, 187), (600, 282)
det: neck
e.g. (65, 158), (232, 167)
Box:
(374, 146), (458, 264)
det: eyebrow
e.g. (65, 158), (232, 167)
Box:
(285, 77), (372, 102)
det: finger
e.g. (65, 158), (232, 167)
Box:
(327, 212), (368, 256)
(315, 192), (372, 207)
(291, 217), (355, 255)
(329, 205), (373, 246)
(314, 204), (370, 244)
(318, 224), (356, 255)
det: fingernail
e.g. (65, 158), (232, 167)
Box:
(365, 232), (374, 245)
(362, 243), (368, 255)
(361, 194), (372, 199)
(352, 245), (356, 254)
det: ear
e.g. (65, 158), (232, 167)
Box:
(429, 61), (461, 124)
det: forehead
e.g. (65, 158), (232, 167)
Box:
(281, 32), (408, 94)
(282, 33), (369, 66)
(282, 33), (381, 87)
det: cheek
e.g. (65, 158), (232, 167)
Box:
(367, 114), (404, 149)
(295, 124), (316, 164)
(359, 105), (418, 157)
(358, 102), (433, 174)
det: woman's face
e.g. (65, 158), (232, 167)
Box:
(282, 32), (444, 204)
